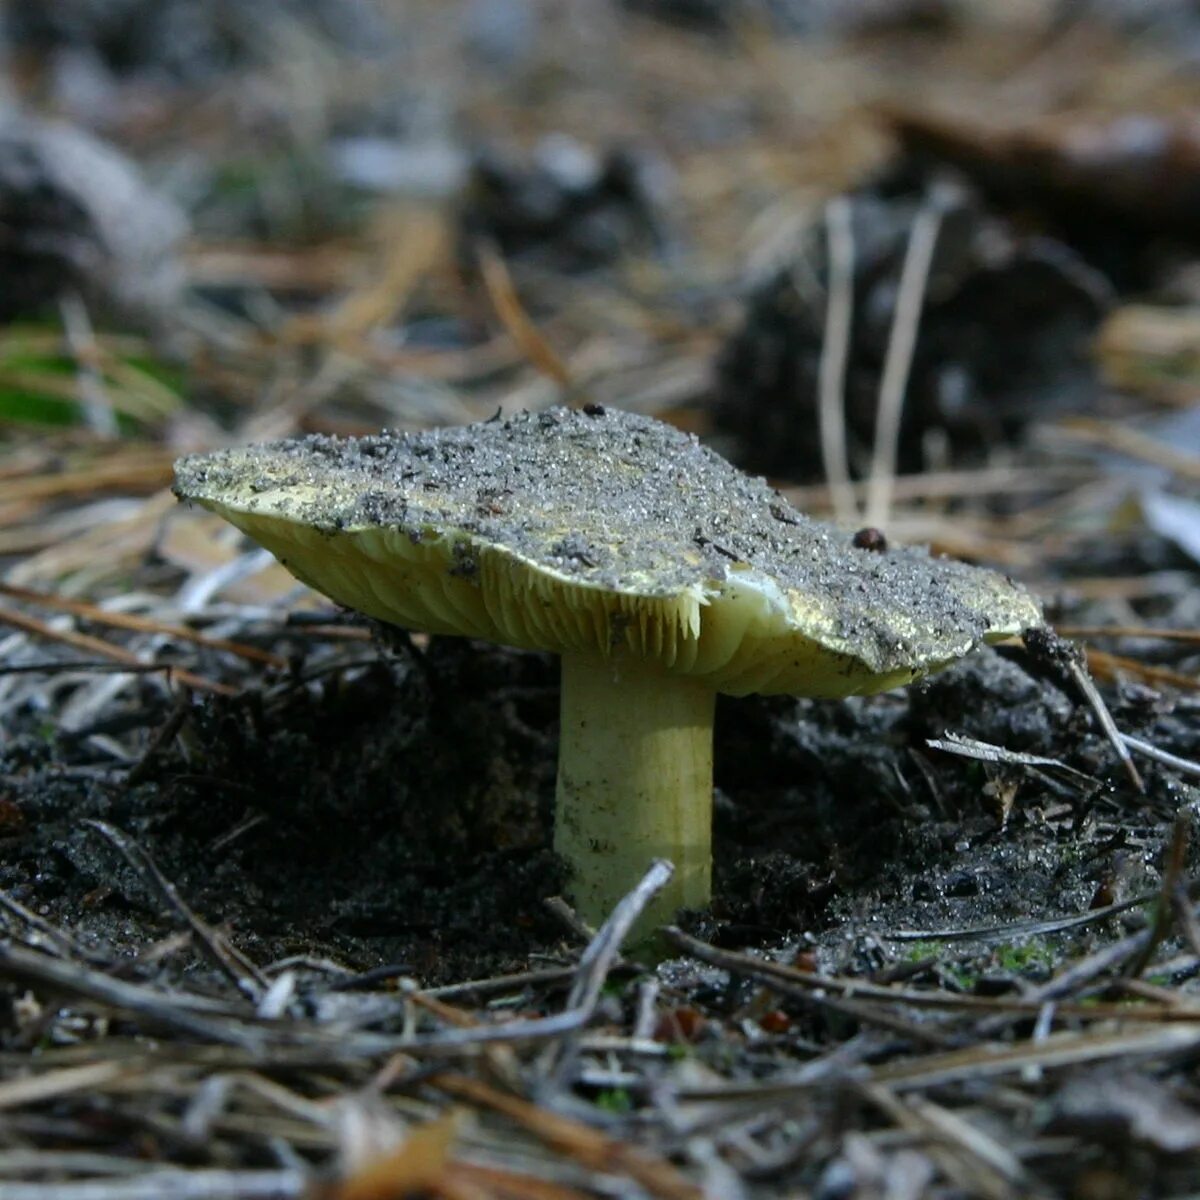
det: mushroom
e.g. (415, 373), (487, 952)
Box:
(174, 407), (1040, 933)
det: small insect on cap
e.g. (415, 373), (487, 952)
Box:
(173, 406), (1039, 695)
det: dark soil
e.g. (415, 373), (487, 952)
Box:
(3, 628), (1193, 989)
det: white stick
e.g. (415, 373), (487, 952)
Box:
(865, 193), (945, 529)
(817, 197), (858, 528)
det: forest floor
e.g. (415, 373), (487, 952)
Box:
(2, 2), (1200, 1197)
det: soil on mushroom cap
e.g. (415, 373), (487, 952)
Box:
(175, 406), (1036, 681)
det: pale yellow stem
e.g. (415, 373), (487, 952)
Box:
(554, 653), (715, 935)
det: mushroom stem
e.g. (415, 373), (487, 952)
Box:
(555, 653), (715, 934)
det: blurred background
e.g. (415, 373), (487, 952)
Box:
(2, 0), (1199, 598)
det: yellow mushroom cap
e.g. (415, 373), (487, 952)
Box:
(173, 407), (1040, 697)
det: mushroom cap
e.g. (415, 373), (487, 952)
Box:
(174, 407), (1040, 697)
